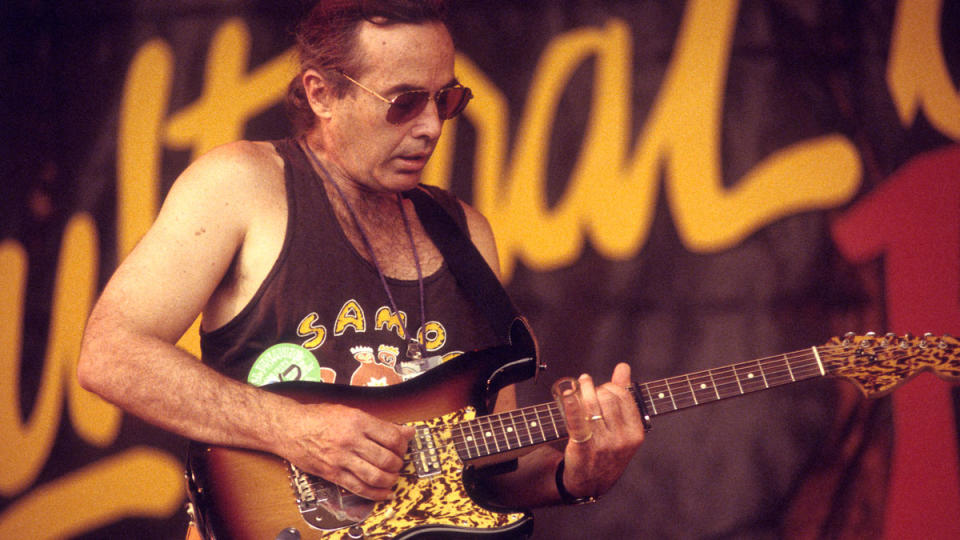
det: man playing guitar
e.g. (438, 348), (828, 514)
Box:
(78, 1), (645, 537)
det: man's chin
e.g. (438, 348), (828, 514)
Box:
(385, 169), (424, 191)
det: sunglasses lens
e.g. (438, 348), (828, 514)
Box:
(436, 87), (472, 119)
(386, 91), (430, 124)
(384, 86), (473, 124)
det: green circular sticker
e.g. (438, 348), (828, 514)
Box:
(247, 343), (325, 386)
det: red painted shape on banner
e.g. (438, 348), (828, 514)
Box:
(831, 144), (960, 539)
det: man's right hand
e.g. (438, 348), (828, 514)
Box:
(280, 403), (416, 501)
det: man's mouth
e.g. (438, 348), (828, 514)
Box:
(395, 152), (430, 170)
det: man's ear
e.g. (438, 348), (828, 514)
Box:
(303, 69), (335, 121)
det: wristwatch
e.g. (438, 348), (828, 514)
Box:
(555, 459), (598, 505)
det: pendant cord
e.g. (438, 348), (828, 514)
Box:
(299, 139), (426, 347)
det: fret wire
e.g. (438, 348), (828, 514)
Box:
(507, 410), (522, 448)
(684, 374), (699, 405)
(465, 419), (480, 458)
(707, 368), (721, 400)
(492, 416), (510, 449)
(731, 364), (745, 394)
(455, 420), (469, 458)
(511, 410), (525, 446)
(665, 377), (684, 410)
(531, 405), (549, 444)
(452, 421), (466, 458)
(642, 383), (657, 414)
(812, 346), (826, 375)
(486, 416), (502, 453)
(502, 411), (518, 448)
(515, 410), (530, 446)
(534, 404), (550, 443)
(449, 423), (466, 459)
(453, 345), (866, 455)
(495, 414), (511, 451)
(540, 403), (557, 441)
(520, 407), (535, 446)
(476, 416), (491, 455)
(551, 403), (570, 438)
(546, 404), (561, 440)
(783, 353), (796, 381)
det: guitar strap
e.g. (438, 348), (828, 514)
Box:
(403, 186), (519, 343)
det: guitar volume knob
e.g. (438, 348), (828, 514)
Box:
(275, 528), (301, 540)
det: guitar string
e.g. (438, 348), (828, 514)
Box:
(445, 343), (946, 457)
(448, 347), (879, 456)
(296, 341), (952, 488)
(442, 344), (952, 455)
(449, 347), (841, 454)
(447, 359), (820, 455)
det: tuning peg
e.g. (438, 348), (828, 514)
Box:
(861, 331), (877, 347)
(919, 332), (934, 348)
(881, 332), (897, 346)
(843, 332), (856, 346)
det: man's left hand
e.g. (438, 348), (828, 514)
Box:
(560, 363), (646, 499)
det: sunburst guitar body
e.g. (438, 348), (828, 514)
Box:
(186, 328), (959, 539)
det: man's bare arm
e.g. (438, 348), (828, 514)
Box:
(78, 141), (413, 500)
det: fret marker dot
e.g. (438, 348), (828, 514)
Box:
(507, 427), (514, 433)
(466, 436), (473, 442)
(530, 422), (537, 428)
(747, 373), (755, 379)
(658, 392), (665, 399)
(485, 431), (492, 437)
(699, 383), (707, 390)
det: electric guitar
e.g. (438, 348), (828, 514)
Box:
(186, 323), (959, 540)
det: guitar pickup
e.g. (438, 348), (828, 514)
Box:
(411, 424), (442, 478)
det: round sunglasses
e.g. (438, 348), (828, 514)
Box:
(338, 71), (473, 125)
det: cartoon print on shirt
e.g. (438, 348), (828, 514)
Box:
(350, 345), (403, 387)
(254, 299), (461, 386)
(377, 345), (400, 370)
(247, 343), (336, 386)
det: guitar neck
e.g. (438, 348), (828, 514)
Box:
(453, 346), (830, 462)
(637, 345), (828, 417)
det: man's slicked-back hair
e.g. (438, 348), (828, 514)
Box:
(285, 0), (449, 134)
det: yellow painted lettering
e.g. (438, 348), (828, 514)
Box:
(375, 306), (408, 339)
(463, 1), (860, 278)
(0, 215), (121, 496)
(297, 312), (327, 350)
(334, 300), (366, 335)
(887, 0), (960, 139)
(117, 39), (172, 260)
(164, 18), (298, 158)
(418, 321), (447, 352)
(0, 447), (183, 539)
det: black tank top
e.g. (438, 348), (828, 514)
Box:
(200, 138), (500, 387)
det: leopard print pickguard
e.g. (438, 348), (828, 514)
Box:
(820, 333), (960, 397)
(319, 407), (527, 539)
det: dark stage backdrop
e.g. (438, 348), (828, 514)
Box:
(2, 1), (959, 538)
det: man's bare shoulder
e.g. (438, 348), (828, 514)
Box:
(178, 140), (285, 196)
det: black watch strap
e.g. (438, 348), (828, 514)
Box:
(555, 459), (598, 505)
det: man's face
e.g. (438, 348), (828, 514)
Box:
(322, 20), (457, 194)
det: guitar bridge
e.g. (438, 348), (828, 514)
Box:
(411, 424), (442, 478)
(288, 463), (374, 532)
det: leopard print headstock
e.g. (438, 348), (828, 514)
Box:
(820, 333), (960, 397)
